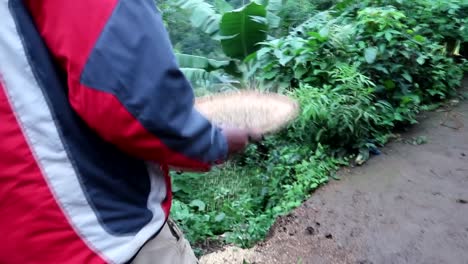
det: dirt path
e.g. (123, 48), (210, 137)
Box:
(201, 79), (468, 264)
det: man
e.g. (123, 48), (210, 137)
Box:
(0, 0), (258, 263)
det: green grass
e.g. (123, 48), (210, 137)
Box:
(171, 141), (345, 251)
(171, 162), (268, 246)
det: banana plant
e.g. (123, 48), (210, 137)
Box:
(171, 0), (283, 89)
(171, 0), (221, 37)
(172, 0), (279, 60)
(175, 53), (240, 92)
(219, 2), (268, 60)
(172, 0), (282, 41)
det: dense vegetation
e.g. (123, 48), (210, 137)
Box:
(158, 0), (468, 254)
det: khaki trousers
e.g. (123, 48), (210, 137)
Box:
(131, 219), (199, 264)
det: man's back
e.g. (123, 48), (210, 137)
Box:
(0, 0), (229, 263)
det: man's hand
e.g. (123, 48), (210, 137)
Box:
(171, 127), (262, 173)
(221, 127), (263, 155)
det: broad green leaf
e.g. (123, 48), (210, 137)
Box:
(335, 0), (355, 11)
(364, 47), (378, 64)
(214, 0), (233, 13)
(254, 0), (283, 13)
(250, 15), (268, 24)
(402, 72), (413, 82)
(266, 0), (283, 13)
(402, 94), (420, 104)
(294, 65), (308, 79)
(385, 32), (393, 42)
(319, 177), (328, 184)
(379, 44), (386, 54)
(399, 50), (411, 59)
(175, 53), (233, 85)
(189, 199), (206, 212)
(319, 27), (330, 38)
(308, 32), (328, 42)
(176, 53), (230, 71)
(263, 70), (279, 79)
(416, 56), (426, 65)
(254, 0), (282, 28)
(383, 80), (396, 90)
(244, 52), (258, 63)
(220, 2), (268, 60)
(358, 41), (366, 49)
(172, 0), (221, 36)
(374, 65), (389, 74)
(215, 213), (226, 222)
(256, 47), (271, 58)
(222, 61), (243, 78)
(279, 55), (294, 66)
(266, 12), (281, 29)
(179, 68), (214, 86)
(413, 35), (426, 43)
(273, 48), (283, 59)
(394, 112), (403, 121)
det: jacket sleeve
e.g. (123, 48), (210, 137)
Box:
(24, 0), (228, 171)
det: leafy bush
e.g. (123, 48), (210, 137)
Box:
(256, 5), (465, 124)
(352, 0), (468, 51)
(256, 13), (359, 90)
(353, 7), (463, 103)
(289, 66), (394, 152)
(276, 0), (318, 35)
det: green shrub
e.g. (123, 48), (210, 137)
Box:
(276, 0), (318, 35)
(353, 7), (463, 103)
(359, 0), (468, 50)
(256, 15), (356, 92)
(289, 66), (394, 151)
(256, 5), (465, 124)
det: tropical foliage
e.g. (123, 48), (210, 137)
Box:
(158, 0), (468, 255)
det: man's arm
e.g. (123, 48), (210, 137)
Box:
(25, 0), (229, 171)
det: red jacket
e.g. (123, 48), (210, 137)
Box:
(0, 0), (227, 263)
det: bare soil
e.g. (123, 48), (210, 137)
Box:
(201, 78), (468, 264)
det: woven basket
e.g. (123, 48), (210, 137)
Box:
(195, 91), (299, 134)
